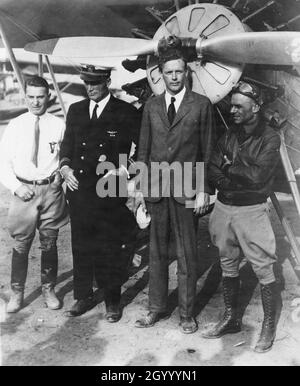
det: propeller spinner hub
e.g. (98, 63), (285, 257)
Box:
(158, 35), (182, 52)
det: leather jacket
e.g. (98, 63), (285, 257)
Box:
(208, 120), (281, 206)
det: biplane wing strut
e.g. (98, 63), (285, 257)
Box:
(0, 20), (67, 120)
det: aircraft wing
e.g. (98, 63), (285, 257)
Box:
(0, 0), (172, 48)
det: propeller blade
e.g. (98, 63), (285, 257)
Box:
(200, 32), (300, 65)
(25, 37), (158, 58)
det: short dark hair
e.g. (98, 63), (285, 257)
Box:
(158, 51), (187, 71)
(25, 76), (50, 94)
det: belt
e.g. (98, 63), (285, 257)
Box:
(17, 175), (55, 185)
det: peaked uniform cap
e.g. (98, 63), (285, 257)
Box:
(79, 64), (112, 81)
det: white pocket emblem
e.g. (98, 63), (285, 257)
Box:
(107, 130), (117, 137)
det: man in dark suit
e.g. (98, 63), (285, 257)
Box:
(60, 65), (140, 321)
(134, 45), (216, 333)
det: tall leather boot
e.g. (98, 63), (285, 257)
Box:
(254, 282), (277, 353)
(41, 247), (60, 310)
(202, 276), (241, 339)
(7, 249), (29, 313)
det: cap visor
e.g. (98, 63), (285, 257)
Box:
(80, 72), (107, 82)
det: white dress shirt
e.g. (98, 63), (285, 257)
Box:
(165, 86), (186, 113)
(0, 111), (65, 193)
(89, 93), (110, 119)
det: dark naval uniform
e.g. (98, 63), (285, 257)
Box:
(60, 95), (140, 304)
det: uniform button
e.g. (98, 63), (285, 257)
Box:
(79, 170), (84, 174)
(82, 142), (86, 146)
(81, 156), (85, 160)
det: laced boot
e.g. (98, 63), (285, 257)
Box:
(7, 285), (24, 313)
(254, 282), (277, 353)
(202, 276), (241, 339)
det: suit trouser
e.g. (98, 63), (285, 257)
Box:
(209, 199), (277, 285)
(147, 197), (197, 317)
(7, 182), (69, 288)
(69, 201), (137, 301)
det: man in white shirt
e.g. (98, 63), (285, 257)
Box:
(0, 76), (69, 313)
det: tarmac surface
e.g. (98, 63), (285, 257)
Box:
(0, 123), (300, 366)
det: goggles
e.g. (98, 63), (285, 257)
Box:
(232, 81), (262, 105)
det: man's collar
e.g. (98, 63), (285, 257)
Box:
(165, 86), (186, 102)
(28, 111), (47, 120)
(89, 94), (111, 117)
(90, 93), (110, 107)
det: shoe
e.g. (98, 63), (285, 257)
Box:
(202, 318), (241, 339)
(179, 316), (198, 334)
(66, 297), (97, 317)
(105, 304), (122, 323)
(7, 288), (24, 313)
(254, 282), (277, 353)
(42, 285), (61, 310)
(135, 311), (169, 328)
(202, 276), (241, 339)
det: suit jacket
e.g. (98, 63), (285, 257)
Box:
(60, 95), (141, 209)
(137, 90), (216, 204)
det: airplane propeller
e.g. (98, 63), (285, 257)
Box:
(25, 31), (300, 66)
(25, 37), (159, 59)
(200, 32), (300, 66)
(23, 3), (300, 103)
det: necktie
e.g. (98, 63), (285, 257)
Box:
(31, 116), (40, 167)
(167, 96), (176, 125)
(91, 103), (98, 121)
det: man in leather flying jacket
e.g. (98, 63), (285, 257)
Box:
(202, 81), (280, 354)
